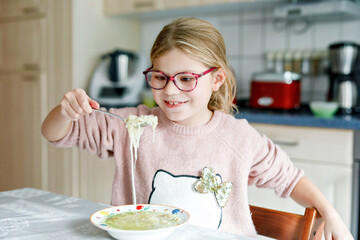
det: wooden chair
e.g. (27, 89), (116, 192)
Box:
(250, 205), (325, 240)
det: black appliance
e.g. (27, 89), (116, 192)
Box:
(327, 42), (360, 115)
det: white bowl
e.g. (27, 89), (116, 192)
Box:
(90, 204), (190, 240)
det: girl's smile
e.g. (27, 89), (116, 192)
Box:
(164, 100), (189, 108)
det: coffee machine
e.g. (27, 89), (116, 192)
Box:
(327, 42), (360, 115)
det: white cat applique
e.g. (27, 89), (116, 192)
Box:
(148, 169), (223, 229)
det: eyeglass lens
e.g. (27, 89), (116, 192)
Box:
(146, 72), (197, 91)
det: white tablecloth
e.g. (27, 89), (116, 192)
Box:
(0, 188), (256, 240)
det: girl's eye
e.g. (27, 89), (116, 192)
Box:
(179, 75), (195, 82)
(153, 73), (166, 81)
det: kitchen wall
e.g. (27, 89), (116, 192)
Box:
(140, 8), (360, 104)
(71, 0), (141, 89)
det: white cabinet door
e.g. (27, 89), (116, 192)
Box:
(248, 160), (352, 229)
(249, 123), (353, 230)
(251, 124), (353, 165)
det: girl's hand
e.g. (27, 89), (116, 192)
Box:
(59, 88), (99, 121)
(324, 213), (354, 240)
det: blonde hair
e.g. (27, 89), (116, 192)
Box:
(150, 17), (238, 115)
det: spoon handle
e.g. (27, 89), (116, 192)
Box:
(92, 109), (126, 122)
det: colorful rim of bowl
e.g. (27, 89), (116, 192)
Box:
(90, 204), (190, 232)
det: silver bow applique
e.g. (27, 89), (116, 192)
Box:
(194, 167), (233, 208)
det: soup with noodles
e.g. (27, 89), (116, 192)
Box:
(105, 211), (180, 230)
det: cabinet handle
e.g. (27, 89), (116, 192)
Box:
(23, 63), (40, 71)
(22, 7), (40, 15)
(133, 1), (154, 9)
(272, 139), (299, 146)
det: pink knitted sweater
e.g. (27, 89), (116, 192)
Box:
(52, 105), (303, 236)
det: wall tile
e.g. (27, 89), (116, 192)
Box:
(243, 22), (264, 56)
(289, 21), (315, 50)
(314, 20), (342, 49)
(219, 10), (241, 23)
(227, 57), (242, 97)
(196, 14), (221, 30)
(341, 19), (360, 44)
(141, 17), (177, 57)
(220, 23), (241, 55)
(264, 21), (288, 52)
(243, 9), (263, 22)
(240, 57), (264, 98)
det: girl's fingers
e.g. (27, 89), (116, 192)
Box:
(76, 93), (93, 114)
(60, 101), (80, 120)
(89, 99), (100, 110)
(63, 91), (83, 114)
(60, 89), (98, 120)
(324, 232), (332, 240)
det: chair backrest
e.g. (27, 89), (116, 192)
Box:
(250, 205), (324, 240)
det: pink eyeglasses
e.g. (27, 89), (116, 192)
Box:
(143, 67), (217, 92)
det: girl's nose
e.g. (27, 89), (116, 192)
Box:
(163, 80), (181, 95)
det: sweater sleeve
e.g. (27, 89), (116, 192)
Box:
(50, 108), (127, 159)
(247, 129), (304, 198)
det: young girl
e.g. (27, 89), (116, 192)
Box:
(41, 17), (353, 239)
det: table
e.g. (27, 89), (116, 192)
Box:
(0, 188), (256, 240)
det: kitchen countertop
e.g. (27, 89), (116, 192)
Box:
(235, 101), (360, 131)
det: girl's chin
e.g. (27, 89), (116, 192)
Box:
(162, 111), (189, 124)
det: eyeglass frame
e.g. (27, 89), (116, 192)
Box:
(142, 67), (218, 92)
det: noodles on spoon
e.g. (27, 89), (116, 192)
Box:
(125, 114), (158, 204)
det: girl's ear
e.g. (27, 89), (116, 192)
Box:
(212, 67), (226, 91)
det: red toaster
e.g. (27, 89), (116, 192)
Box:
(250, 72), (301, 110)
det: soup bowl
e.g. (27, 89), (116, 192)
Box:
(90, 204), (190, 240)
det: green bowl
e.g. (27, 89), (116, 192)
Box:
(309, 101), (339, 118)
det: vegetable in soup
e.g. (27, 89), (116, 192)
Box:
(105, 211), (180, 230)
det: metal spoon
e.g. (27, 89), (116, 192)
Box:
(92, 109), (150, 127)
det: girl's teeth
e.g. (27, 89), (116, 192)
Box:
(168, 101), (181, 105)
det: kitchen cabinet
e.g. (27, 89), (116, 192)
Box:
(0, 18), (45, 72)
(0, 0), (46, 19)
(0, 0), (141, 205)
(103, 0), (229, 15)
(103, 0), (286, 16)
(248, 123), (353, 229)
(0, 0), (74, 196)
(103, 0), (164, 15)
(0, 73), (42, 190)
(0, 0), (46, 192)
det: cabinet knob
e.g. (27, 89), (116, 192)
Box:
(22, 7), (40, 15)
(272, 139), (299, 146)
(23, 63), (40, 71)
(133, 1), (154, 9)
